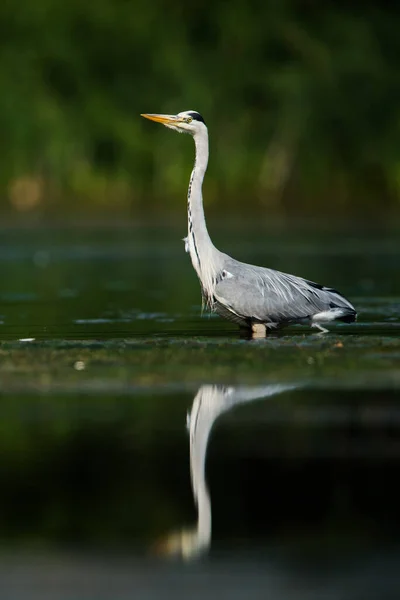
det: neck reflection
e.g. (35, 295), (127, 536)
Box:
(160, 382), (297, 560)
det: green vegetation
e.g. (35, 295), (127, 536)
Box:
(1, 1), (400, 217)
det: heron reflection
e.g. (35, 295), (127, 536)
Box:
(159, 382), (297, 560)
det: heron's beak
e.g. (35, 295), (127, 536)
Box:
(141, 113), (182, 126)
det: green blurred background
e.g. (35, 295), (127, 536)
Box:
(1, 0), (400, 220)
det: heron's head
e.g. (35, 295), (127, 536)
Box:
(141, 110), (206, 136)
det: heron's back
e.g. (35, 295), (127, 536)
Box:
(213, 257), (356, 329)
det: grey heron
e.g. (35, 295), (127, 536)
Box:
(141, 110), (357, 335)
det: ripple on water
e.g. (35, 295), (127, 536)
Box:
(74, 318), (131, 325)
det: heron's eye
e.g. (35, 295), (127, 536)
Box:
(186, 117), (193, 124)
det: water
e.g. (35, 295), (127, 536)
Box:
(0, 222), (399, 598)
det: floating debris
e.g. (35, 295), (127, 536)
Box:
(74, 361), (86, 371)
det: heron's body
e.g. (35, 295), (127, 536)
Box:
(212, 257), (356, 331)
(142, 110), (357, 335)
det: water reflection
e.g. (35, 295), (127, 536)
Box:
(160, 382), (297, 559)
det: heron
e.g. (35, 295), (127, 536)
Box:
(141, 110), (357, 336)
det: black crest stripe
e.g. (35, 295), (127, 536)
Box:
(188, 112), (206, 125)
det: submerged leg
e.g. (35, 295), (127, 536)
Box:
(251, 323), (267, 338)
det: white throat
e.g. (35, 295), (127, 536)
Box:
(185, 128), (222, 307)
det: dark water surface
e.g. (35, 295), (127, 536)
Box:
(0, 223), (399, 598)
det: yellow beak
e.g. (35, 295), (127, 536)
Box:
(141, 113), (182, 125)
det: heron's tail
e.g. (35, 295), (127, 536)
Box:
(312, 287), (357, 325)
(335, 308), (357, 323)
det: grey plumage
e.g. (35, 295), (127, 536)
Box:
(212, 255), (356, 330)
(142, 110), (357, 334)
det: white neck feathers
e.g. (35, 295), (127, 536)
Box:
(186, 128), (221, 307)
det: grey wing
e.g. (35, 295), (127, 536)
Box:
(214, 260), (354, 325)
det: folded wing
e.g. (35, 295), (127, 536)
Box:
(214, 259), (355, 325)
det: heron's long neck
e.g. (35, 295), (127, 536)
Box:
(187, 130), (220, 303)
